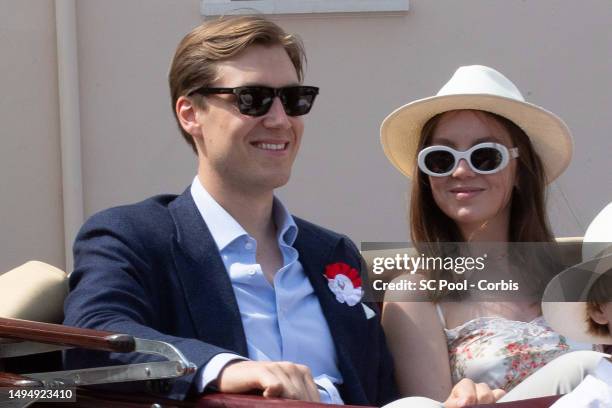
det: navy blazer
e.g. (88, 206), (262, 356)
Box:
(63, 189), (398, 405)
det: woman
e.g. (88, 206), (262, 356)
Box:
(379, 65), (607, 404)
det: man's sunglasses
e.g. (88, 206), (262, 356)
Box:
(417, 142), (519, 177)
(189, 86), (319, 117)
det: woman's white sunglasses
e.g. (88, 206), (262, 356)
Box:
(418, 142), (519, 177)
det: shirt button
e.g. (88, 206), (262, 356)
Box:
(245, 242), (254, 250)
(248, 269), (256, 276)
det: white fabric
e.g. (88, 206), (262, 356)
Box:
(549, 376), (612, 408)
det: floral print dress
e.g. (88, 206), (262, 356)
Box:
(445, 316), (592, 392)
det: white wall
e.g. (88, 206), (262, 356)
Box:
(1, 0), (611, 272)
(279, 0), (612, 242)
(0, 0), (64, 271)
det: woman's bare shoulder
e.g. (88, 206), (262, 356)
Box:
(382, 272), (433, 302)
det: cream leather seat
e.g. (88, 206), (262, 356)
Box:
(0, 261), (67, 323)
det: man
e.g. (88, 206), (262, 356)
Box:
(64, 16), (499, 407)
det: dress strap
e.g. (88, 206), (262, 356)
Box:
(435, 303), (447, 329)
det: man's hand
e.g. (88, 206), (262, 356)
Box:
(443, 378), (506, 408)
(216, 360), (320, 402)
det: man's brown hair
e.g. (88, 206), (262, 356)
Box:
(168, 16), (306, 152)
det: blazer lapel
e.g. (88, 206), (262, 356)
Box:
(168, 189), (248, 356)
(293, 223), (369, 399)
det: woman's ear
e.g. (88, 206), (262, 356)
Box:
(588, 304), (610, 325)
(176, 96), (202, 139)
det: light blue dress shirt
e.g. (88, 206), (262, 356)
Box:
(190, 177), (344, 404)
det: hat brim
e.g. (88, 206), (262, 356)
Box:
(542, 253), (612, 345)
(380, 94), (573, 183)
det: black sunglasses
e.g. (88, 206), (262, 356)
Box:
(189, 85), (319, 117)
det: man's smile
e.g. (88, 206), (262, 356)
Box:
(252, 141), (289, 151)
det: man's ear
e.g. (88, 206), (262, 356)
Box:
(176, 96), (203, 139)
(588, 304), (610, 325)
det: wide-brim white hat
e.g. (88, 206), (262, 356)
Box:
(380, 65), (573, 182)
(542, 203), (612, 345)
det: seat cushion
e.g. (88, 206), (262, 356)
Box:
(0, 261), (68, 323)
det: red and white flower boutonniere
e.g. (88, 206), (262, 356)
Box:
(324, 262), (363, 306)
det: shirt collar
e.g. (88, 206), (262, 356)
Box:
(190, 176), (298, 251)
(273, 195), (298, 247)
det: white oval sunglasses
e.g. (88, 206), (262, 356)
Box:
(418, 142), (519, 177)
